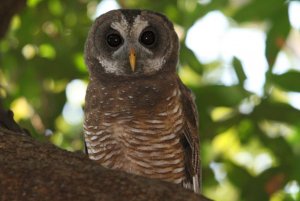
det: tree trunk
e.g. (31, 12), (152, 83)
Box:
(0, 128), (212, 201)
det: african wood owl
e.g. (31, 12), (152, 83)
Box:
(84, 9), (200, 193)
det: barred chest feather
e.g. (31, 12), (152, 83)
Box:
(84, 76), (186, 184)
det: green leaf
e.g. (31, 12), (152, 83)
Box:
(232, 0), (290, 68)
(237, 119), (254, 144)
(266, 6), (291, 67)
(255, 125), (294, 166)
(252, 100), (300, 125)
(226, 162), (253, 189)
(180, 44), (204, 75)
(27, 0), (43, 8)
(271, 71), (300, 92)
(233, 57), (247, 86)
(233, 0), (286, 22)
(73, 53), (86, 73)
(192, 85), (250, 107)
(39, 44), (56, 59)
(48, 0), (63, 16)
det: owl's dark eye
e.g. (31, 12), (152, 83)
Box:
(106, 34), (123, 48)
(139, 30), (156, 46)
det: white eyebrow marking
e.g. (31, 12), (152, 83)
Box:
(111, 15), (128, 37)
(131, 15), (149, 38)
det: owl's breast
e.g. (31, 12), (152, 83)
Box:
(84, 83), (186, 184)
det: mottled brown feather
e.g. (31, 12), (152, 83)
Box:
(177, 77), (200, 193)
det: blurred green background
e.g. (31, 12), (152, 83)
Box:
(1, 0), (300, 200)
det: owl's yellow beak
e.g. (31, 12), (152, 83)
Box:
(129, 48), (136, 72)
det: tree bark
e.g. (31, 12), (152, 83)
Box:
(0, 128), (212, 201)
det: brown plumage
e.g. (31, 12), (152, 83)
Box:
(84, 9), (200, 193)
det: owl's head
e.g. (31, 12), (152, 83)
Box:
(85, 9), (179, 79)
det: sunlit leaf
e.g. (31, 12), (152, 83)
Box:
(212, 127), (241, 157)
(27, 0), (43, 8)
(11, 97), (34, 121)
(73, 53), (86, 72)
(39, 44), (56, 59)
(211, 107), (234, 122)
(48, 0), (63, 16)
(179, 66), (202, 87)
(10, 15), (21, 31)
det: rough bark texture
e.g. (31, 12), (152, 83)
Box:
(0, 0), (26, 38)
(0, 127), (212, 201)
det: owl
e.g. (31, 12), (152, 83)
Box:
(83, 9), (200, 193)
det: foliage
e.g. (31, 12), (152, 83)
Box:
(0, 0), (300, 200)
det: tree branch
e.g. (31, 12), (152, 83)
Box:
(0, 128), (212, 201)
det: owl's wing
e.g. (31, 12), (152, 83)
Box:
(177, 77), (200, 193)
